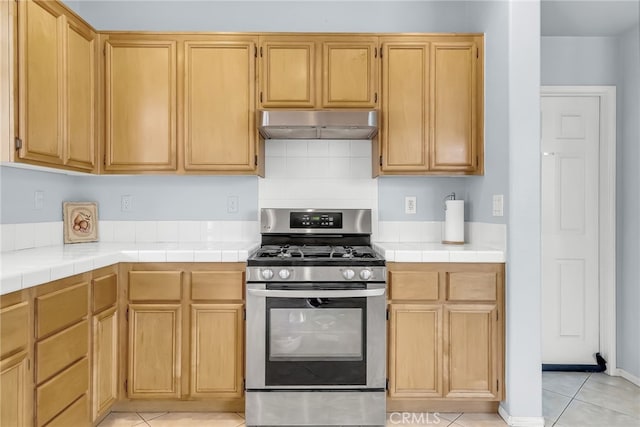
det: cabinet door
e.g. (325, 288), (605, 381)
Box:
(321, 39), (378, 108)
(105, 40), (177, 171)
(93, 307), (117, 419)
(190, 304), (243, 397)
(444, 304), (500, 399)
(388, 304), (442, 398)
(128, 304), (181, 398)
(0, 352), (29, 427)
(430, 42), (478, 172)
(260, 39), (316, 108)
(64, 18), (96, 171)
(18, 0), (64, 165)
(380, 40), (430, 172)
(184, 40), (256, 171)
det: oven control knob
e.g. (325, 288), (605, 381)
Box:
(342, 269), (356, 280)
(261, 269), (274, 280)
(278, 269), (291, 280)
(359, 269), (372, 280)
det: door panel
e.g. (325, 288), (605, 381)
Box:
(19, 0), (64, 164)
(105, 40), (177, 171)
(260, 40), (316, 107)
(65, 20), (95, 170)
(322, 40), (377, 108)
(430, 42), (476, 171)
(93, 307), (117, 419)
(128, 304), (181, 398)
(184, 41), (256, 171)
(190, 304), (243, 397)
(445, 304), (498, 399)
(388, 304), (442, 398)
(541, 96), (600, 364)
(381, 41), (430, 171)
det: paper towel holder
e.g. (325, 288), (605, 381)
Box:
(442, 192), (465, 245)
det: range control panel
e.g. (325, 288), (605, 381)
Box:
(290, 212), (343, 229)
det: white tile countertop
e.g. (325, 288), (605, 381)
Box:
(373, 242), (505, 263)
(0, 241), (260, 296)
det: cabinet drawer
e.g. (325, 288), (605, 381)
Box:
(129, 271), (182, 301)
(0, 301), (29, 358)
(45, 394), (88, 427)
(93, 273), (117, 313)
(36, 357), (89, 427)
(191, 271), (243, 301)
(447, 272), (497, 301)
(36, 320), (88, 384)
(36, 282), (88, 338)
(390, 271), (439, 300)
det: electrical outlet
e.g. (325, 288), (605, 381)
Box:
(34, 191), (44, 210)
(405, 196), (417, 214)
(227, 196), (239, 214)
(121, 195), (133, 212)
(492, 194), (504, 217)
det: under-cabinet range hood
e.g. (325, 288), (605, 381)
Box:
(258, 110), (378, 140)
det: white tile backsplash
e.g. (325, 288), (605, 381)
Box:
(350, 140), (371, 157)
(377, 220), (507, 251)
(328, 140), (351, 157)
(1, 224), (16, 252)
(157, 221), (179, 242)
(113, 221), (135, 242)
(285, 140), (308, 157)
(307, 140), (329, 157)
(14, 223), (36, 250)
(178, 221), (201, 242)
(135, 221), (158, 243)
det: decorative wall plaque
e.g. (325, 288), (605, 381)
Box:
(63, 202), (99, 243)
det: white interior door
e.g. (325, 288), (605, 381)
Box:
(541, 95), (600, 365)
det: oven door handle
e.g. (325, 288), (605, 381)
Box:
(247, 288), (385, 298)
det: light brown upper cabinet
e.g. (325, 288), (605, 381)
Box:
(379, 39), (430, 173)
(258, 36), (378, 109)
(376, 35), (484, 176)
(259, 38), (316, 108)
(104, 38), (178, 172)
(16, 0), (97, 172)
(183, 38), (257, 172)
(321, 38), (378, 108)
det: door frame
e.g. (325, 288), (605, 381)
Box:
(540, 86), (616, 374)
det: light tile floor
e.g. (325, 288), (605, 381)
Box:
(97, 374), (640, 427)
(543, 371), (640, 426)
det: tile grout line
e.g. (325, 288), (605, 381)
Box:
(552, 372), (592, 426)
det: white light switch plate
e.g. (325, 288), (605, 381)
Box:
(492, 194), (504, 217)
(405, 196), (417, 214)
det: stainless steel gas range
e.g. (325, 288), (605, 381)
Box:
(245, 208), (386, 427)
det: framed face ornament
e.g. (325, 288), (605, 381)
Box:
(63, 202), (99, 243)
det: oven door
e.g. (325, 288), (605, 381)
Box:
(245, 282), (386, 390)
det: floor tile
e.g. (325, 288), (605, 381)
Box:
(541, 372), (590, 397)
(542, 389), (572, 424)
(555, 399), (640, 427)
(147, 412), (244, 427)
(438, 413), (462, 422)
(575, 374), (640, 419)
(138, 413), (167, 422)
(97, 412), (147, 427)
(451, 412), (507, 427)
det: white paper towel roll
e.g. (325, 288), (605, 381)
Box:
(443, 200), (465, 244)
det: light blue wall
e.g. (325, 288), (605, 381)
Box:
(0, 166), (77, 223)
(0, 166), (258, 223)
(616, 23), (640, 379)
(541, 37), (619, 85)
(76, 175), (258, 221)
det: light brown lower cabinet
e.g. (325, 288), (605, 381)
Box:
(190, 304), (244, 398)
(127, 304), (182, 399)
(387, 263), (504, 408)
(124, 264), (245, 404)
(0, 351), (30, 426)
(93, 306), (118, 417)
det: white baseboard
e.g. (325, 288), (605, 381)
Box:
(615, 368), (640, 387)
(498, 405), (545, 427)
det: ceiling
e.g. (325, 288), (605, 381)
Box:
(542, 0), (640, 36)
